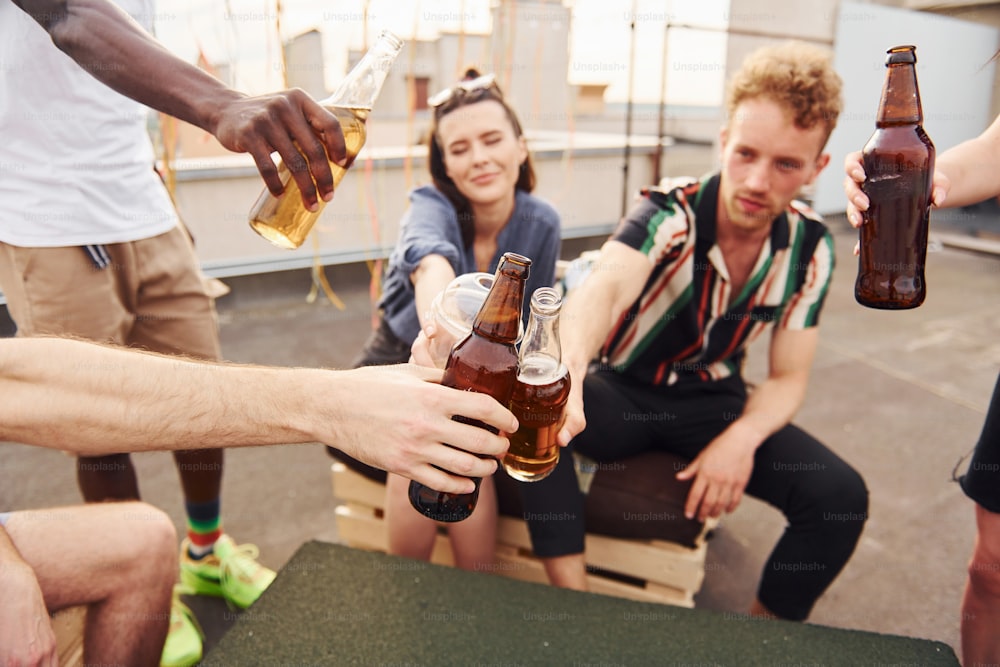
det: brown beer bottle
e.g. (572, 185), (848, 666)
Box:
(855, 45), (935, 309)
(248, 30), (403, 249)
(503, 287), (570, 482)
(408, 252), (531, 522)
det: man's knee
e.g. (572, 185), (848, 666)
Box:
(115, 502), (177, 579)
(827, 466), (869, 516)
(135, 502), (177, 555)
(795, 464), (869, 531)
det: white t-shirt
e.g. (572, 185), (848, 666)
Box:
(0, 0), (178, 246)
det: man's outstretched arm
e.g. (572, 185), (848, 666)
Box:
(0, 337), (516, 494)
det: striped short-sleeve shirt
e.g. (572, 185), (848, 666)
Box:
(600, 173), (835, 387)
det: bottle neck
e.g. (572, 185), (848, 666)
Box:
(322, 31), (403, 109)
(473, 254), (530, 343)
(520, 287), (563, 363)
(876, 63), (923, 127)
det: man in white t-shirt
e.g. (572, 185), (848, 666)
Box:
(1, 1), (351, 664)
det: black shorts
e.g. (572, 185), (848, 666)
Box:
(960, 372), (1000, 513)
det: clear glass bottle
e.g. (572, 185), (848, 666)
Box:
(248, 29), (403, 249)
(856, 44), (935, 310)
(408, 252), (531, 522)
(503, 287), (571, 482)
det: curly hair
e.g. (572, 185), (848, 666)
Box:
(726, 41), (843, 147)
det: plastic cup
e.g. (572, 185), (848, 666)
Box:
(427, 272), (524, 369)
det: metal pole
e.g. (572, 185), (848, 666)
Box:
(654, 20), (670, 185)
(622, 0), (637, 219)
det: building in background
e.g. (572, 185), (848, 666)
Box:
(157, 0), (1000, 278)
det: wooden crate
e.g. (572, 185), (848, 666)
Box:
(52, 606), (85, 667)
(331, 462), (715, 608)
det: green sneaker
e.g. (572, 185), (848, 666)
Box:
(160, 588), (203, 667)
(179, 535), (276, 609)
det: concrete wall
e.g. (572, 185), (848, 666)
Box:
(723, 0), (839, 105)
(160, 0), (1000, 279)
(283, 30), (327, 99)
(908, 1), (1000, 117)
(171, 132), (715, 278)
(490, 0), (574, 131)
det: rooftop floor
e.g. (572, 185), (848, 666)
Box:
(2, 208), (999, 659)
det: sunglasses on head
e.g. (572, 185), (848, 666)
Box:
(428, 73), (501, 110)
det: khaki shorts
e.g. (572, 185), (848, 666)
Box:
(0, 225), (221, 361)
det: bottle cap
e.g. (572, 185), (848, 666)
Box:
(885, 45), (917, 65)
(377, 29), (404, 51)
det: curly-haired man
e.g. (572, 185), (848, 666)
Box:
(517, 41), (868, 622)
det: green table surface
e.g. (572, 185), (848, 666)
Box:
(203, 540), (959, 667)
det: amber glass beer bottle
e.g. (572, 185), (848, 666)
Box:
(503, 287), (570, 482)
(408, 253), (531, 522)
(248, 30), (403, 249)
(855, 45), (935, 309)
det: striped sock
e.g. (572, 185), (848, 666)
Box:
(185, 498), (222, 559)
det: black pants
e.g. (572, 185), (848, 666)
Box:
(960, 371), (1000, 513)
(517, 370), (869, 621)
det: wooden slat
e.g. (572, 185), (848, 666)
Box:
(644, 581), (695, 605)
(332, 463), (708, 608)
(492, 544), (553, 585)
(52, 606), (85, 667)
(334, 504), (387, 551)
(586, 575), (693, 607)
(429, 535), (456, 566)
(498, 513), (707, 592)
(335, 504), (458, 566)
(332, 463), (387, 509)
(585, 533), (707, 592)
(497, 515), (532, 548)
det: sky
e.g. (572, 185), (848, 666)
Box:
(150, 0), (731, 107)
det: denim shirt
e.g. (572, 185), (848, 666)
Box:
(379, 185), (562, 344)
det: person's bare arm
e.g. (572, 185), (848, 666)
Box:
(12, 0), (345, 209)
(411, 254), (458, 328)
(929, 114), (1000, 208)
(0, 527), (56, 667)
(0, 338), (516, 494)
(557, 240), (652, 445)
(845, 113), (1000, 225)
(677, 327), (819, 521)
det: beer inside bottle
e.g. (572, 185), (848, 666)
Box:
(408, 253), (531, 522)
(504, 287), (570, 482)
(856, 44), (935, 310)
(505, 356), (569, 482)
(248, 106), (368, 250)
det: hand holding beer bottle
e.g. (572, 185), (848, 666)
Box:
(248, 30), (403, 249)
(408, 253), (531, 522)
